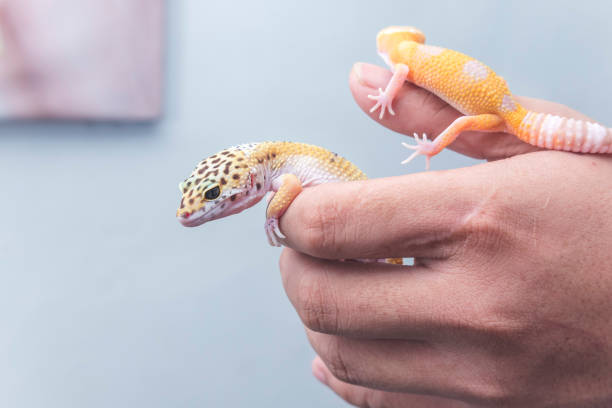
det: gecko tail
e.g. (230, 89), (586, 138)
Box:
(515, 111), (612, 153)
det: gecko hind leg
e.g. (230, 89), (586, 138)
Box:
(402, 133), (435, 170)
(401, 113), (505, 170)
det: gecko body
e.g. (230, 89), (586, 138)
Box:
(176, 142), (400, 263)
(370, 26), (612, 168)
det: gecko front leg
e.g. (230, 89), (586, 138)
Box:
(265, 174), (303, 247)
(368, 63), (409, 120)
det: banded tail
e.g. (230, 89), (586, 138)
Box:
(515, 111), (612, 153)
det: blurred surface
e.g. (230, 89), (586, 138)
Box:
(0, 1), (610, 407)
(0, 0), (163, 119)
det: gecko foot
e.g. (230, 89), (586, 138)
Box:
(367, 87), (395, 120)
(265, 217), (285, 247)
(401, 133), (437, 170)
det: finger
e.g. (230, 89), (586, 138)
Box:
(280, 249), (497, 341)
(307, 332), (483, 403)
(312, 356), (473, 408)
(280, 249), (462, 339)
(280, 163), (491, 261)
(350, 62), (595, 161)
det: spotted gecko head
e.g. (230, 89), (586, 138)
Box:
(176, 147), (260, 227)
(376, 26), (425, 64)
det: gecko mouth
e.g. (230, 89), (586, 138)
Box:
(178, 206), (231, 228)
(177, 209), (207, 227)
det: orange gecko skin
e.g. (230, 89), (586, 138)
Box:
(370, 26), (612, 168)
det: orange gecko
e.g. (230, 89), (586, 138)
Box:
(370, 26), (612, 169)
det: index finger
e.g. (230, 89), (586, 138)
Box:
(279, 163), (491, 260)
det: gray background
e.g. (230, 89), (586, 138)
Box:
(1, 1), (610, 407)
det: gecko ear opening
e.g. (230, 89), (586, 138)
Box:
(204, 185), (221, 200)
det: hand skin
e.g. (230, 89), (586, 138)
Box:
(277, 62), (612, 407)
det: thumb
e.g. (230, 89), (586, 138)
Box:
(350, 62), (594, 162)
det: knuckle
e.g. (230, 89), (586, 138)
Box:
(320, 337), (357, 385)
(299, 196), (343, 256)
(462, 297), (532, 347)
(295, 271), (340, 333)
(455, 313), (536, 404)
(455, 200), (509, 257)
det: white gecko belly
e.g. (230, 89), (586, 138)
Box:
(272, 155), (350, 186)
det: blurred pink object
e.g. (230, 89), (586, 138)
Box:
(0, 0), (164, 120)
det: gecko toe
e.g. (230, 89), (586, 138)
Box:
(265, 217), (284, 247)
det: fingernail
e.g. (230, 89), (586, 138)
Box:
(352, 62), (365, 85)
(311, 356), (328, 385)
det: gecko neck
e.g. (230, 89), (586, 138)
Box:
(243, 142), (367, 190)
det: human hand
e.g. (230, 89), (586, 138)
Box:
(277, 63), (612, 407)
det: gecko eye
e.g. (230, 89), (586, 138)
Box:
(204, 185), (221, 200)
